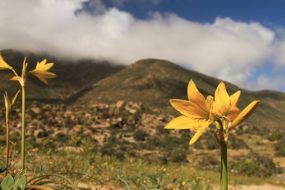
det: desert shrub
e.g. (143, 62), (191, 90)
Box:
(204, 134), (219, 150)
(197, 155), (219, 170)
(230, 152), (281, 177)
(147, 135), (190, 164)
(101, 144), (125, 160)
(235, 125), (267, 136)
(191, 132), (219, 150)
(161, 143), (189, 163)
(193, 139), (203, 149)
(147, 134), (189, 150)
(167, 148), (188, 163)
(268, 130), (285, 141)
(147, 136), (160, 148)
(100, 131), (126, 160)
(228, 135), (248, 149)
(155, 125), (170, 135)
(161, 134), (189, 149)
(134, 129), (148, 141)
(274, 139), (285, 156)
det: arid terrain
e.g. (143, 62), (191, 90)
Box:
(1, 49), (285, 189)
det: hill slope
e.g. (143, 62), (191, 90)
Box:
(75, 58), (285, 128)
(0, 49), (124, 101)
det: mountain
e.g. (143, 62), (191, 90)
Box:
(0, 49), (124, 101)
(1, 50), (284, 129)
(75, 58), (285, 128)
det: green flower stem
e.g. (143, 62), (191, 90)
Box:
(21, 85), (26, 171)
(220, 141), (228, 190)
(5, 111), (10, 175)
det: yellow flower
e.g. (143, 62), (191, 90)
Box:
(0, 55), (12, 70)
(212, 82), (260, 130)
(165, 80), (214, 144)
(165, 80), (260, 144)
(30, 59), (56, 84)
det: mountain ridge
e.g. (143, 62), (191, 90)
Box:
(1, 50), (285, 129)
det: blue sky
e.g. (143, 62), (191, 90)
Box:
(102, 0), (285, 27)
(81, 0), (285, 91)
(1, 0), (285, 91)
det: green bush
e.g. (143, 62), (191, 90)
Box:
(230, 152), (281, 177)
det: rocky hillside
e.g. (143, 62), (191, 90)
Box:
(75, 58), (285, 129)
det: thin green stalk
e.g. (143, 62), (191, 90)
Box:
(21, 85), (26, 171)
(5, 112), (10, 175)
(220, 141), (228, 190)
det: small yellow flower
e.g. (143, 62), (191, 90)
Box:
(30, 59), (56, 84)
(165, 80), (214, 144)
(3, 91), (20, 112)
(0, 55), (12, 70)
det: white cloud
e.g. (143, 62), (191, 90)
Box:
(0, 0), (284, 90)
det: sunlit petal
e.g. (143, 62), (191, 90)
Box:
(187, 80), (206, 110)
(231, 100), (260, 128)
(213, 82), (230, 115)
(36, 60), (54, 71)
(189, 120), (211, 144)
(0, 55), (12, 70)
(170, 99), (208, 119)
(30, 59), (56, 84)
(165, 116), (202, 130)
(30, 71), (56, 84)
(230, 90), (241, 107)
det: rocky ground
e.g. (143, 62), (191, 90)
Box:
(0, 100), (171, 145)
(0, 100), (285, 189)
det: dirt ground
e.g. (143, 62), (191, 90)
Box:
(78, 183), (285, 190)
(214, 185), (285, 190)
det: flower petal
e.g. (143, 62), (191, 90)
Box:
(227, 106), (240, 121)
(189, 120), (211, 144)
(231, 100), (260, 128)
(9, 76), (22, 83)
(187, 80), (206, 110)
(170, 99), (208, 119)
(36, 59), (54, 71)
(0, 55), (12, 70)
(30, 59), (56, 84)
(213, 82), (230, 115)
(30, 70), (56, 84)
(165, 116), (201, 130)
(230, 90), (241, 107)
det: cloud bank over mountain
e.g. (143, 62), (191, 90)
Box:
(0, 0), (284, 90)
